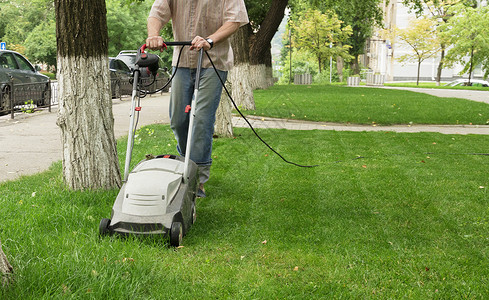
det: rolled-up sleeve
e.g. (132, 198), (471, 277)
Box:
(223, 0), (249, 27)
(148, 0), (172, 24)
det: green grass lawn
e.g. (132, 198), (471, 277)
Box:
(1, 124), (489, 298)
(248, 85), (489, 125)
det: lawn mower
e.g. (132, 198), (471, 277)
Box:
(99, 42), (199, 247)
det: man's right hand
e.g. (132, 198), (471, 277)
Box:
(146, 36), (165, 51)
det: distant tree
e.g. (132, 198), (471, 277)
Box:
(396, 18), (440, 85)
(228, 0), (288, 107)
(333, 0), (384, 75)
(0, 0), (54, 45)
(288, 0), (384, 76)
(291, 9), (352, 74)
(25, 20), (57, 71)
(442, 4), (489, 80)
(248, 0), (289, 89)
(402, 0), (471, 85)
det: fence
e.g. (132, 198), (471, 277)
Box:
(347, 76), (360, 86)
(1, 77), (170, 119)
(366, 72), (385, 86)
(294, 73), (312, 85)
(0, 80), (52, 119)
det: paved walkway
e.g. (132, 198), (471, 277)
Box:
(372, 85), (489, 104)
(232, 115), (489, 135)
(1, 86), (488, 183)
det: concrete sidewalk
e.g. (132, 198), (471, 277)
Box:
(370, 85), (489, 104)
(232, 115), (489, 135)
(0, 94), (170, 183)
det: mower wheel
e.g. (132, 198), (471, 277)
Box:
(170, 221), (183, 247)
(99, 218), (111, 236)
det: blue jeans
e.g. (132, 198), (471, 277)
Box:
(169, 67), (227, 184)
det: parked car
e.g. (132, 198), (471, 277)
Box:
(109, 57), (132, 98)
(0, 50), (50, 113)
(116, 50), (171, 92)
(116, 50), (143, 75)
(444, 79), (489, 87)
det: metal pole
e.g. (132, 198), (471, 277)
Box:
(123, 70), (140, 182)
(9, 77), (14, 119)
(329, 43), (332, 83)
(289, 28), (292, 85)
(183, 48), (204, 183)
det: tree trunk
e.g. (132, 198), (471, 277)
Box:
(336, 56), (344, 82)
(230, 24), (255, 110)
(249, 0), (288, 89)
(417, 60), (421, 86)
(0, 239), (13, 287)
(436, 46), (445, 86)
(351, 55), (360, 75)
(230, 64), (255, 109)
(468, 47), (474, 84)
(214, 80), (234, 138)
(55, 0), (121, 190)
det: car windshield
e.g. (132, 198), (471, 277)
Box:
(117, 55), (136, 69)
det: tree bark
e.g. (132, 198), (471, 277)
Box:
(468, 47), (474, 84)
(214, 81), (234, 138)
(336, 56), (344, 82)
(55, 0), (121, 190)
(230, 24), (255, 110)
(417, 59), (421, 86)
(249, 0), (288, 89)
(436, 46), (445, 86)
(351, 54), (360, 75)
(0, 239), (13, 287)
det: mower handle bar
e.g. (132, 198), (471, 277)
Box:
(141, 41), (192, 52)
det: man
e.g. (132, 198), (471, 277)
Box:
(146, 0), (249, 198)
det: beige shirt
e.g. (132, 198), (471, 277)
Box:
(148, 0), (249, 71)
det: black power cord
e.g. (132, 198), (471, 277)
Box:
(204, 51), (318, 168)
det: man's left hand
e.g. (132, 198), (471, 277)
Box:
(190, 36), (211, 51)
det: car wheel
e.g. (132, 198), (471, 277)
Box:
(170, 221), (183, 247)
(1, 86), (11, 112)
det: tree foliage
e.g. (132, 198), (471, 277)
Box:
(291, 9), (352, 73)
(0, 0), (168, 69)
(288, 0), (384, 75)
(245, 0), (274, 31)
(401, 0), (478, 83)
(442, 4), (489, 79)
(396, 18), (440, 85)
(402, 0), (479, 16)
(24, 20), (57, 70)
